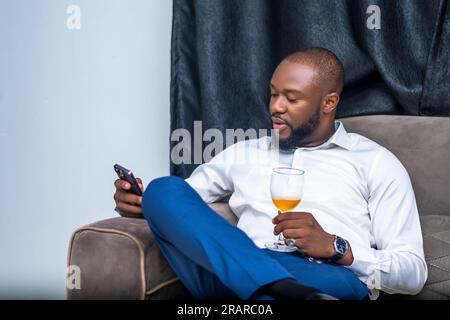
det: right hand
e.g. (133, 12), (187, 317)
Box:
(113, 178), (145, 218)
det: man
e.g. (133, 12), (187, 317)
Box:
(113, 48), (427, 300)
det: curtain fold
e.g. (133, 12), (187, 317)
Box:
(171, 0), (450, 177)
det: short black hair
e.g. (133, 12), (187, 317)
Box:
(284, 47), (345, 94)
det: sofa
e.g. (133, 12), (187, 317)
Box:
(67, 115), (450, 300)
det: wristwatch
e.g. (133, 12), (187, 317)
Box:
(329, 235), (348, 262)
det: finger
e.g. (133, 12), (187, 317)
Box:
(115, 191), (142, 206)
(272, 210), (282, 221)
(115, 178), (130, 190)
(136, 177), (144, 192)
(273, 211), (308, 223)
(273, 211), (311, 224)
(116, 202), (144, 216)
(281, 236), (307, 251)
(292, 238), (306, 251)
(273, 220), (306, 235)
(282, 228), (309, 241)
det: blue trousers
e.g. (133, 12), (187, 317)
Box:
(141, 176), (368, 300)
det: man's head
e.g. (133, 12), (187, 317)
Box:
(270, 47), (345, 150)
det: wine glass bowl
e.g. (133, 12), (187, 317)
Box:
(265, 167), (305, 252)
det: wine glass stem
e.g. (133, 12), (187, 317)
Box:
(277, 210), (286, 244)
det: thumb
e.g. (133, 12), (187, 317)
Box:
(122, 181), (131, 190)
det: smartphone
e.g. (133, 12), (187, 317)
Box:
(114, 164), (143, 196)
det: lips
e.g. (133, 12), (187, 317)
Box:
(272, 117), (288, 130)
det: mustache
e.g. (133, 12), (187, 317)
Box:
(271, 114), (293, 129)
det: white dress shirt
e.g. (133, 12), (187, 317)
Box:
(186, 121), (428, 299)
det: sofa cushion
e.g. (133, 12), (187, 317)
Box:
(417, 215), (450, 299)
(340, 115), (450, 217)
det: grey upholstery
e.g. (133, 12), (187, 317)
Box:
(67, 203), (235, 300)
(67, 115), (450, 299)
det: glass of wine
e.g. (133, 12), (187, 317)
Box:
(265, 167), (305, 252)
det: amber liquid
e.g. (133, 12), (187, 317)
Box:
(272, 199), (301, 212)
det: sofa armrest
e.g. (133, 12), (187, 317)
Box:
(67, 202), (237, 300)
(67, 216), (190, 299)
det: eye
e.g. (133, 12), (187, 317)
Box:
(287, 98), (299, 103)
(270, 93), (279, 98)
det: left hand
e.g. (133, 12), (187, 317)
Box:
(273, 211), (335, 259)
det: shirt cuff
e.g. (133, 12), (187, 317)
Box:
(345, 242), (391, 277)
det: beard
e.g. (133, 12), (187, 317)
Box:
(275, 107), (321, 151)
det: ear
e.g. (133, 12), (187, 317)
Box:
(321, 92), (340, 114)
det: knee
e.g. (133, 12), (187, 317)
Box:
(142, 176), (186, 220)
(145, 176), (185, 195)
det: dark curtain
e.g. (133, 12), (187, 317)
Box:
(170, 0), (450, 178)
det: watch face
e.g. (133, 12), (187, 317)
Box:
(336, 237), (347, 255)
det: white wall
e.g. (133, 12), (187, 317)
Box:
(0, 0), (172, 298)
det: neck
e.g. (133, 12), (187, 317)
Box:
(298, 121), (336, 148)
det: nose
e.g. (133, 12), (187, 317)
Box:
(270, 95), (288, 114)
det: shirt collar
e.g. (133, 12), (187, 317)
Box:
(324, 120), (353, 151)
(268, 120), (353, 151)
